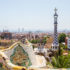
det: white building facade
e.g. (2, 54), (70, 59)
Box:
(67, 37), (70, 49)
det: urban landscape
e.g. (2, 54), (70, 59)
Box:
(0, 0), (70, 70)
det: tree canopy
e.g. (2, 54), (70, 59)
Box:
(58, 33), (66, 43)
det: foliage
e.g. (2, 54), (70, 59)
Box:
(59, 47), (64, 56)
(41, 37), (47, 44)
(29, 39), (40, 44)
(59, 43), (67, 49)
(32, 45), (36, 49)
(29, 37), (47, 44)
(0, 63), (2, 67)
(52, 54), (70, 68)
(51, 38), (70, 68)
(58, 33), (66, 43)
(52, 57), (57, 67)
(0, 68), (4, 70)
(58, 43), (65, 55)
(46, 62), (53, 68)
(59, 43), (64, 48)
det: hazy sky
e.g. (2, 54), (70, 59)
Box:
(0, 0), (70, 32)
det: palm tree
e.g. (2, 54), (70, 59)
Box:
(52, 54), (70, 68)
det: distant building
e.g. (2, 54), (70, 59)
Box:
(67, 37), (70, 49)
(1, 32), (12, 39)
(65, 37), (68, 45)
(0, 40), (13, 47)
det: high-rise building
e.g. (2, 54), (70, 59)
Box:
(52, 8), (59, 51)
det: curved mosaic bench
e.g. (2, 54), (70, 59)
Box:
(0, 51), (27, 70)
(0, 41), (30, 70)
(0, 39), (46, 70)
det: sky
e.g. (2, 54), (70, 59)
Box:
(0, 0), (70, 32)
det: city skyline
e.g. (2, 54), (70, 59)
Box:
(0, 0), (70, 32)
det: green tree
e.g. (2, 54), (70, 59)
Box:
(0, 63), (2, 67)
(59, 47), (64, 56)
(41, 37), (47, 44)
(30, 39), (40, 44)
(59, 43), (67, 49)
(58, 33), (66, 43)
(52, 54), (70, 68)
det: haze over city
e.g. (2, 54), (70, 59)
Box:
(0, 0), (70, 32)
